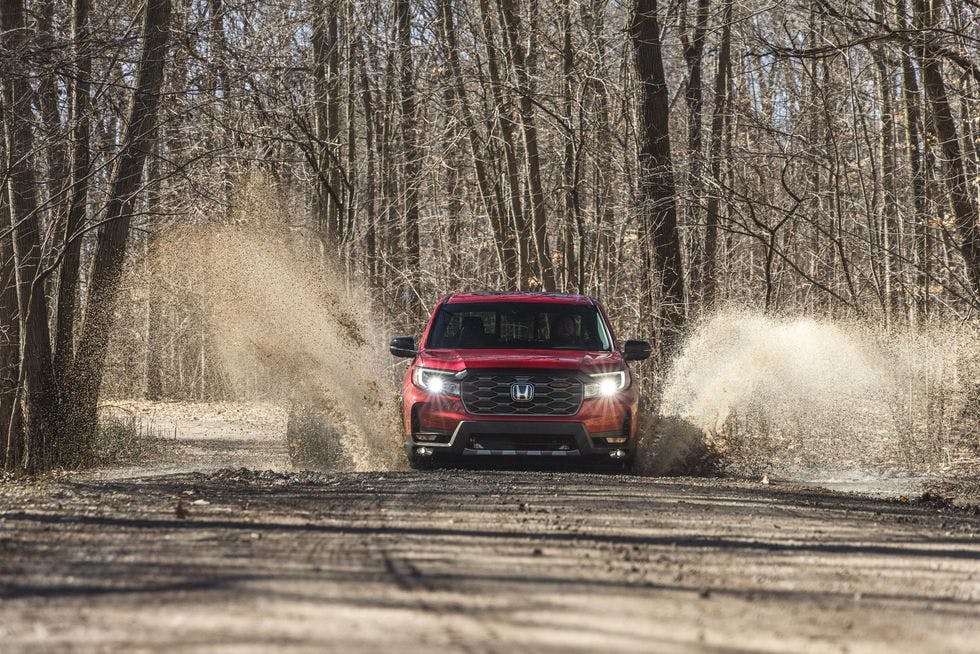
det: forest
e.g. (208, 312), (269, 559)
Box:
(2, 0), (978, 471)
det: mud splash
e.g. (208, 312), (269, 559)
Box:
(146, 181), (403, 472)
(651, 311), (979, 485)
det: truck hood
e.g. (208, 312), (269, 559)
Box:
(417, 348), (624, 373)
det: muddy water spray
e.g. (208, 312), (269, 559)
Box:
(150, 219), (404, 471)
(654, 312), (979, 479)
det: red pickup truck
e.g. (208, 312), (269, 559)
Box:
(389, 292), (650, 469)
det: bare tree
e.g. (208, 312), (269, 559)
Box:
(0, 160), (21, 466)
(914, 0), (980, 300)
(396, 0), (421, 298)
(54, 0), (92, 384)
(67, 0), (173, 449)
(500, 0), (556, 291)
(479, 0), (531, 289)
(680, 0), (710, 291)
(438, 0), (517, 287)
(701, 0), (732, 308)
(1, 0), (60, 470)
(632, 0), (687, 349)
(1, 0), (978, 470)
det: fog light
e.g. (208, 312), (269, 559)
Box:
(609, 449), (627, 459)
(606, 437), (627, 444)
(416, 446), (434, 457)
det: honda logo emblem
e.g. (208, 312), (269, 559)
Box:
(510, 383), (535, 402)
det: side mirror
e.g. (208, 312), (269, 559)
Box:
(623, 339), (651, 361)
(389, 336), (417, 358)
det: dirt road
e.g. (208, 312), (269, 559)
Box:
(0, 403), (977, 651)
(1, 464), (978, 652)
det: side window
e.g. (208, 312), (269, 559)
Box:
(592, 313), (611, 349)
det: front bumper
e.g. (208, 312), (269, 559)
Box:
(403, 371), (638, 460)
(406, 418), (634, 459)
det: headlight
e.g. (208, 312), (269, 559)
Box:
(584, 371), (628, 398)
(412, 367), (461, 396)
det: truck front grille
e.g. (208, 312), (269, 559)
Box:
(460, 370), (583, 416)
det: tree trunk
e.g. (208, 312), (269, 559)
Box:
(396, 0), (421, 300)
(207, 0), (231, 219)
(54, 0), (92, 387)
(67, 0), (172, 453)
(36, 0), (71, 224)
(144, 131), (163, 400)
(1, 0), (60, 471)
(560, 4), (579, 292)
(479, 0), (530, 289)
(327, 4), (342, 243)
(344, 2), (356, 252)
(357, 38), (379, 287)
(632, 0), (687, 351)
(873, 50), (901, 322)
(680, 0), (709, 295)
(438, 0), (517, 287)
(311, 2), (331, 242)
(145, 260), (164, 399)
(900, 49), (930, 317)
(580, 1), (612, 297)
(0, 177), (22, 469)
(701, 0), (732, 309)
(378, 45), (401, 290)
(914, 0), (980, 300)
(891, 0), (928, 317)
(500, 0), (556, 291)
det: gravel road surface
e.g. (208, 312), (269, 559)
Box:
(1, 402), (977, 652)
(1, 466), (977, 652)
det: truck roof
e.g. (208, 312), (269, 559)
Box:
(444, 292), (595, 305)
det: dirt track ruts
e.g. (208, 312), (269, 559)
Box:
(0, 467), (978, 652)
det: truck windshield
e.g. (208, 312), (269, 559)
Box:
(426, 302), (613, 351)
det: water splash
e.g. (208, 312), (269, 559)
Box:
(145, 180), (404, 471)
(654, 311), (979, 481)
